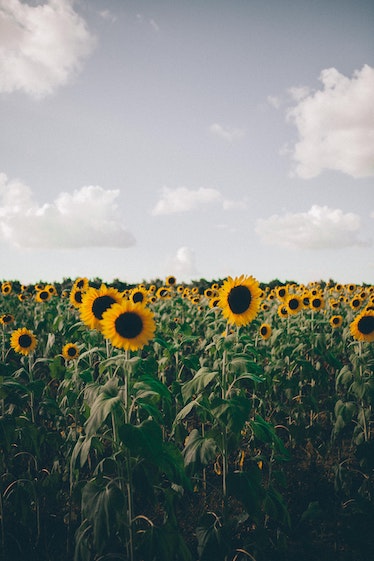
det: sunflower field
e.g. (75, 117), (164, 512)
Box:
(0, 276), (373, 561)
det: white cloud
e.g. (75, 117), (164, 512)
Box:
(0, 0), (96, 98)
(267, 95), (281, 109)
(209, 123), (245, 142)
(255, 205), (370, 249)
(98, 10), (117, 23)
(0, 173), (135, 249)
(286, 65), (374, 178)
(151, 186), (247, 215)
(169, 247), (196, 280)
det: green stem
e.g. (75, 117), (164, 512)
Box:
(123, 350), (134, 561)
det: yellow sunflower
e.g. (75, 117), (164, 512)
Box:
(80, 284), (123, 331)
(166, 275), (177, 286)
(73, 277), (89, 291)
(129, 286), (148, 305)
(259, 323), (272, 340)
(350, 310), (374, 343)
(285, 294), (304, 315)
(310, 294), (325, 311)
(70, 288), (85, 308)
(35, 289), (52, 303)
(277, 304), (288, 318)
(62, 343), (80, 361)
(101, 301), (156, 351)
(10, 328), (37, 356)
(330, 315), (343, 329)
(1, 313), (15, 325)
(218, 275), (262, 327)
(1, 282), (12, 295)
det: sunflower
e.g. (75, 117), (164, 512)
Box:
(70, 288), (85, 308)
(101, 301), (156, 351)
(1, 282), (12, 295)
(130, 286), (148, 305)
(209, 297), (220, 308)
(1, 313), (14, 325)
(350, 297), (362, 310)
(330, 315), (343, 329)
(80, 284), (123, 331)
(259, 323), (272, 340)
(156, 287), (171, 299)
(45, 284), (57, 295)
(310, 294), (325, 311)
(166, 275), (177, 286)
(62, 343), (80, 361)
(350, 310), (374, 343)
(10, 328), (37, 356)
(275, 286), (288, 301)
(218, 275), (262, 327)
(277, 304), (288, 318)
(73, 277), (89, 291)
(35, 289), (52, 303)
(285, 294), (304, 315)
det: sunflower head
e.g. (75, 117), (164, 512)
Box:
(330, 315), (343, 329)
(62, 343), (80, 361)
(35, 289), (52, 303)
(101, 301), (156, 351)
(10, 327), (37, 356)
(1, 282), (12, 295)
(218, 275), (262, 327)
(80, 284), (123, 331)
(1, 313), (15, 325)
(259, 323), (272, 340)
(166, 275), (177, 286)
(350, 310), (374, 343)
(285, 294), (304, 315)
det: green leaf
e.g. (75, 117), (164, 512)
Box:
(182, 428), (218, 474)
(181, 368), (218, 403)
(84, 378), (123, 437)
(80, 477), (125, 554)
(227, 467), (264, 522)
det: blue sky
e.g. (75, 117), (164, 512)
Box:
(0, 0), (373, 285)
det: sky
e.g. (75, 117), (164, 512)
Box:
(0, 0), (373, 286)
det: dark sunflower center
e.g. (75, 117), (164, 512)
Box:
(92, 295), (116, 319)
(3, 315), (12, 323)
(288, 298), (299, 310)
(19, 334), (32, 348)
(278, 288), (286, 297)
(115, 312), (143, 339)
(352, 299), (360, 307)
(333, 317), (340, 325)
(357, 316), (374, 335)
(228, 286), (252, 314)
(260, 326), (268, 336)
(74, 291), (83, 304)
(76, 280), (85, 288)
(313, 299), (321, 308)
(68, 346), (77, 357)
(40, 291), (49, 300)
(132, 292), (144, 303)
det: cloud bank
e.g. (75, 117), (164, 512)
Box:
(0, 173), (135, 249)
(169, 247), (196, 280)
(287, 65), (374, 178)
(255, 205), (370, 249)
(0, 0), (96, 97)
(151, 186), (247, 215)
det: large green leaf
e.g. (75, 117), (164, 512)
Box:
(182, 428), (218, 474)
(80, 477), (125, 554)
(84, 378), (123, 437)
(181, 367), (218, 403)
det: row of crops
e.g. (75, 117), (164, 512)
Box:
(0, 276), (373, 561)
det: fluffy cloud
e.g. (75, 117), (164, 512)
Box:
(0, 173), (135, 248)
(0, 0), (96, 97)
(151, 186), (247, 215)
(255, 205), (370, 249)
(209, 123), (245, 142)
(169, 247), (196, 280)
(287, 65), (374, 178)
